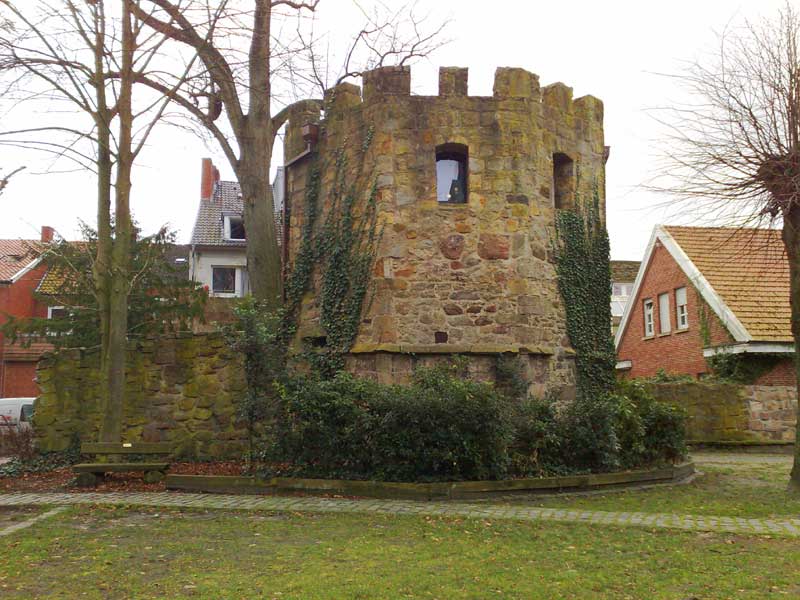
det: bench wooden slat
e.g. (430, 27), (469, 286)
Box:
(81, 442), (172, 455)
(73, 462), (169, 474)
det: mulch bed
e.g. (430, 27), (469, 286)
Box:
(0, 461), (250, 493)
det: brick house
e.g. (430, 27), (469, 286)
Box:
(0, 227), (55, 397)
(615, 225), (794, 384)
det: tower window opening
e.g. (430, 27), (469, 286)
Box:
(552, 152), (575, 210)
(436, 143), (468, 204)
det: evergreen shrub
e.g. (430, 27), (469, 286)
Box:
(267, 363), (513, 482)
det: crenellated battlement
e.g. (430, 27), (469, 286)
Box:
(286, 65), (604, 163)
(292, 64), (601, 110)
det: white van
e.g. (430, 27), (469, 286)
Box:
(0, 398), (35, 431)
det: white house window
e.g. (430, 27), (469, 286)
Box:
(47, 306), (68, 319)
(612, 283), (632, 297)
(643, 299), (654, 337)
(676, 286), (688, 330)
(223, 215), (246, 240)
(658, 292), (671, 334)
(212, 267), (237, 295)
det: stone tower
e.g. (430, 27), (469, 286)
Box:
(282, 66), (607, 398)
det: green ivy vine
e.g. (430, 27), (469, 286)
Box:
(282, 128), (382, 377)
(553, 187), (616, 401)
(281, 161), (322, 346)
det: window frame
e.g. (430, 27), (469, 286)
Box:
(47, 306), (67, 320)
(211, 266), (239, 297)
(435, 143), (469, 204)
(658, 292), (671, 334)
(675, 286), (689, 330)
(223, 214), (246, 241)
(643, 298), (655, 338)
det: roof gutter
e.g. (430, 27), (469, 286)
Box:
(703, 342), (794, 357)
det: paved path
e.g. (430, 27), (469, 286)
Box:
(1, 491), (798, 537)
(692, 451), (793, 465)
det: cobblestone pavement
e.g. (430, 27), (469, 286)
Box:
(1, 491), (798, 537)
(692, 451), (793, 465)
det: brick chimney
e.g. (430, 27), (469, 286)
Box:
(40, 226), (54, 243)
(200, 158), (220, 202)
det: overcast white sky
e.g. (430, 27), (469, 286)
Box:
(0, 0), (789, 260)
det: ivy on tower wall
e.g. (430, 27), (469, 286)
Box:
(553, 189), (616, 401)
(283, 130), (382, 377)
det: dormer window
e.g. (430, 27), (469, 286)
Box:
(224, 214), (246, 240)
(436, 143), (468, 204)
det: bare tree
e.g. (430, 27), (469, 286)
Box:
(130, 0), (447, 307)
(654, 3), (800, 490)
(0, 0), (197, 443)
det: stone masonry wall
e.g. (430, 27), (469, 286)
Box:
(283, 66), (607, 397)
(34, 333), (247, 459)
(647, 381), (796, 444)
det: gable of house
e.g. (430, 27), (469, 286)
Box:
(615, 235), (732, 378)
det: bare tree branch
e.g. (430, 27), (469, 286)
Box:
(0, 165), (24, 197)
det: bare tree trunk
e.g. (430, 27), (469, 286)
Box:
(237, 148), (281, 306)
(238, 0), (280, 305)
(100, 0), (134, 444)
(783, 206), (800, 491)
(95, 120), (113, 439)
(93, 5), (113, 439)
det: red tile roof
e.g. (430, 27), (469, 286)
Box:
(664, 226), (791, 343)
(0, 240), (41, 283)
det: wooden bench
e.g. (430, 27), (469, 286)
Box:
(73, 442), (172, 487)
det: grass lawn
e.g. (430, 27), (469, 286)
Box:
(2, 504), (799, 599)
(526, 452), (800, 519)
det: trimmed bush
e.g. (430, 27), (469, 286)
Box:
(508, 382), (688, 476)
(617, 379), (687, 465)
(267, 364), (513, 482)
(263, 365), (688, 483)
(507, 394), (564, 476)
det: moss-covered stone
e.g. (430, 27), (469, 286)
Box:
(35, 333), (248, 459)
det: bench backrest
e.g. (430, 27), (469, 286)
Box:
(81, 442), (172, 455)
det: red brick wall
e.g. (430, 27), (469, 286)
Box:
(755, 358), (796, 386)
(0, 262), (48, 397)
(1, 362), (38, 397)
(616, 242), (734, 379)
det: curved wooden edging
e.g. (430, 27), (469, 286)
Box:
(165, 461), (695, 500)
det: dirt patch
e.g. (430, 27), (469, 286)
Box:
(0, 506), (42, 529)
(0, 461), (251, 493)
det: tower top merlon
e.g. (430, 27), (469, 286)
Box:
(324, 82), (362, 113)
(362, 66), (411, 102)
(439, 67), (468, 97)
(542, 82), (573, 111)
(493, 67), (541, 100)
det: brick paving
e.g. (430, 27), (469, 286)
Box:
(0, 491), (798, 537)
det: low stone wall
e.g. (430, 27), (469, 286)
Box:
(647, 381), (796, 444)
(345, 348), (576, 400)
(743, 385), (797, 442)
(34, 333), (248, 459)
